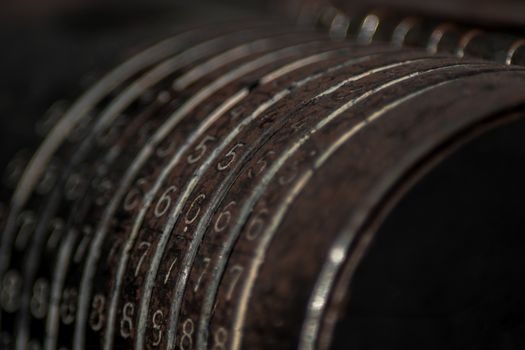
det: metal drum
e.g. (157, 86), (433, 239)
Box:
(1, 2), (525, 349)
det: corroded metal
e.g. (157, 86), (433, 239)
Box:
(2, 2), (525, 350)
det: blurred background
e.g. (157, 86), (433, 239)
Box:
(0, 0), (274, 171)
(2, 0), (525, 173)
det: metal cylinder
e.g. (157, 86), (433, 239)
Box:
(1, 4), (525, 350)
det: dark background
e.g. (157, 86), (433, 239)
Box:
(0, 0), (272, 172)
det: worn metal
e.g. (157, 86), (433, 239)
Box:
(2, 2), (525, 350)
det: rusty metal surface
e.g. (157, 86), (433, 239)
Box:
(1, 2), (525, 350)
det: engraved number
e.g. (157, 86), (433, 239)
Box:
(156, 139), (177, 158)
(37, 162), (59, 195)
(184, 194), (206, 226)
(212, 327), (229, 350)
(60, 287), (77, 325)
(123, 178), (148, 212)
(135, 241), (151, 277)
(164, 257), (178, 285)
(154, 186), (177, 218)
(246, 208), (268, 241)
(226, 265), (244, 301)
(89, 294), (106, 331)
(193, 257), (211, 293)
(217, 143), (244, 171)
(247, 150), (275, 179)
(31, 278), (49, 319)
(152, 309), (164, 347)
(46, 218), (65, 251)
(1, 270), (22, 312)
(214, 201), (236, 233)
(65, 173), (85, 200)
(15, 211), (36, 251)
(120, 302), (135, 339)
(187, 135), (216, 164)
(278, 161), (299, 186)
(180, 318), (194, 350)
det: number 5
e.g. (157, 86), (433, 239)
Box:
(217, 143), (244, 171)
(187, 135), (216, 164)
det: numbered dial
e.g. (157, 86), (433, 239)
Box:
(2, 16), (525, 350)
